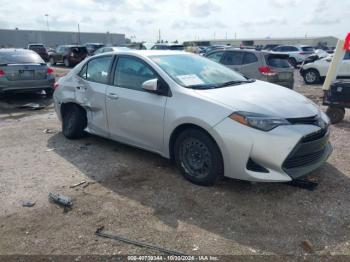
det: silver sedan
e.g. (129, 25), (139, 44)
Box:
(53, 51), (332, 185)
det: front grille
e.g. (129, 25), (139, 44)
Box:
(283, 148), (326, 169)
(287, 115), (319, 125)
(302, 128), (328, 143)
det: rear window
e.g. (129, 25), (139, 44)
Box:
(30, 46), (46, 52)
(169, 45), (184, 51)
(0, 51), (44, 64)
(302, 46), (315, 52)
(266, 55), (292, 68)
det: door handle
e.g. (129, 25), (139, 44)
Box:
(107, 93), (119, 100)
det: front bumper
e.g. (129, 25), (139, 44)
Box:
(211, 118), (332, 182)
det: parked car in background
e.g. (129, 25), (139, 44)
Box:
(206, 48), (294, 89)
(93, 46), (130, 55)
(49, 45), (88, 67)
(0, 49), (55, 96)
(84, 43), (105, 55)
(53, 50), (331, 185)
(263, 44), (280, 51)
(202, 45), (227, 55)
(151, 44), (184, 50)
(27, 43), (49, 62)
(272, 45), (315, 67)
(300, 51), (350, 84)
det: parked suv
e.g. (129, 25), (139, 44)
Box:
(27, 43), (49, 62)
(300, 51), (350, 84)
(272, 45), (315, 67)
(49, 45), (88, 67)
(206, 48), (294, 89)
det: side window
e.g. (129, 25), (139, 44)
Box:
(206, 51), (224, 63)
(114, 57), (157, 91)
(222, 52), (243, 65)
(84, 56), (113, 84)
(242, 53), (258, 64)
(290, 46), (299, 52)
(280, 46), (289, 52)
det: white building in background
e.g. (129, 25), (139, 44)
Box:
(0, 28), (126, 48)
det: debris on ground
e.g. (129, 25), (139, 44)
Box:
(95, 226), (186, 256)
(18, 103), (46, 110)
(82, 181), (96, 189)
(70, 181), (86, 188)
(48, 192), (73, 207)
(287, 179), (319, 191)
(21, 200), (36, 207)
(45, 148), (55, 152)
(43, 129), (55, 134)
(301, 240), (314, 253)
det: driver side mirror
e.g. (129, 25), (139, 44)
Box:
(142, 78), (158, 92)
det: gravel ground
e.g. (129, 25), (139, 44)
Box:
(0, 69), (349, 256)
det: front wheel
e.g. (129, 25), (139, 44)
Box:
(288, 57), (297, 68)
(303, 69), (321, 85)
(174, 128), (224, 186)
(326, 107), (345, 124)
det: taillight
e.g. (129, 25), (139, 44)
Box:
(47, 68), (54, 75)
(259, 66), (276, 76)
(53, 82), (59, 90)
(299, 52), (306, 55)
(0, 69), (5, 77)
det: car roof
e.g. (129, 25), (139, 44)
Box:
(0, 48), (35, 54)
(94, 50), (190, 58)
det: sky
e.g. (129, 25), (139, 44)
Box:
(0, 0), (348, 43)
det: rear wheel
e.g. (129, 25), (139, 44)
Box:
(64, 58), (71, 67)
(326, 107), (345, 124)
(174, 128), (223, 186)
(62, 104), (87, 139)
(303, 69), (320, 84)
(288, 57), (297, 68)
(49, 57), (56, 66)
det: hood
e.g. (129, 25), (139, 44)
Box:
(195, 80), (319, 118)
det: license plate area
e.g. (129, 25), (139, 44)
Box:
(20, 70), (34, 79)
(278, 72), (292, 80)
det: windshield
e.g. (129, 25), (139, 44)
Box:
(150, 54), (248, 89)
(0, 51), (44, 64)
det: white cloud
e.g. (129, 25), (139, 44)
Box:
(0, 0), (347, 42)
(189, 1), (221, 18)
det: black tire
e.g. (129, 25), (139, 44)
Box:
(62, 105), (87, 139)
(49, 57), (56, 66)
(326, 107), (345, 124)
(303, 69), (321, 85)
(45, 88), (54, 98)
(64, 58), (70, 67)
(288, 57), (297, 68)
(174, 128), (223, 186)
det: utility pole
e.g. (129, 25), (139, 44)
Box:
(158, 29), (161, 43)
(78, 24), (81, 45)
(44, 14), (49, 31)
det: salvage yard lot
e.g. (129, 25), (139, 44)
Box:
(0, 69), (349, 256)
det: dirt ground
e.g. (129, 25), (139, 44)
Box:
(0, 68), (349, 257)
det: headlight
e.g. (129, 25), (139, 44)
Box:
(229, 111), (290, 131)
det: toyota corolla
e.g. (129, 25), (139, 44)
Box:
(53, 51), (332, 186)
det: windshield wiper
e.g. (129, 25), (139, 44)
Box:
(186, 84), (217, 90)
(215, 79), (256, 88)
